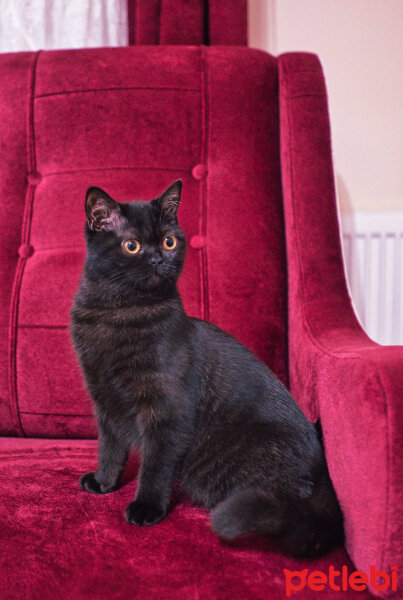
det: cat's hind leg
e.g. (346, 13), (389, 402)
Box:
(210, 488), (285, 541)
(211, 486), (344, 559)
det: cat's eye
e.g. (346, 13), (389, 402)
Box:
(123, 239), (141, 255)
(162, 235), (177, 251)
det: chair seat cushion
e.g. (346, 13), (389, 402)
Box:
(0, 437), (372, 600)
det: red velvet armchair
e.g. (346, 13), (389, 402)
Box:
(0, 3), (401, 598)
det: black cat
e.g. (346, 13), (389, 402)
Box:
(70, 181), (344, 558)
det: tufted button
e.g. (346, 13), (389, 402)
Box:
(191, 164), (208, 180)
(190, 235), (206, 249)
(18, 244), (34, 258)
(27, 171), (42, 185)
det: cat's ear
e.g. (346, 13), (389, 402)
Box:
(85, 187), (123, 232)
(155, 180), (182, 222)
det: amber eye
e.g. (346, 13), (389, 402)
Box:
(162, 235), (177, 251)
(123, 239), (141, 255)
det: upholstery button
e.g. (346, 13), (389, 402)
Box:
(18, 244), (34, 258)
(27, 171), (42, 185)
(190, 235), (206, 249)
(191, 164), (208, 180)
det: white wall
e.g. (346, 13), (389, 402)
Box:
(248, 0), (403, 213)
(248, 1), (403, 344)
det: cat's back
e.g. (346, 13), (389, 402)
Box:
(189, 316), (261, 361)
(187, 315), (318, 443)
(182, 317), (324, 507)
(188, 316), (283, 396)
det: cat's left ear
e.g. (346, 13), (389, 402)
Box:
(155, 180), (182, 222)
(85, 187), (123, 232)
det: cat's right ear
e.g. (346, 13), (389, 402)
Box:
(154, 180), (182, 223)
(85, 187), (122, 232)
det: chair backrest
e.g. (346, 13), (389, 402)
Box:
(0, 46), (288, 438)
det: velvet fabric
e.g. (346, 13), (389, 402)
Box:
(0, 47), (287, 440)
(127, 0), (247, 46)
(0, 45), (401, 598)
(279, 53), (403, 596)
(0, 437), (373, 600)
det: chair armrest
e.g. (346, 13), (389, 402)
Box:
(279, 52), (403, 595)
(316, 342), (403, 595)
(278, 51), (377, 418)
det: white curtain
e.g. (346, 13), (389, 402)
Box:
(0, 0), (128, 52)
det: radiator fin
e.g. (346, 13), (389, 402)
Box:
(341, 212), (403, 346)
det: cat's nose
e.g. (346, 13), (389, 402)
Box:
(149, 255), (163, 266)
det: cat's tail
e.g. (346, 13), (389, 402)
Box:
(210, 485), (344, 559)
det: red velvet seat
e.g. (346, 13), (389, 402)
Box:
(0, 436), (370, 600)
(0, 35), (401, 600)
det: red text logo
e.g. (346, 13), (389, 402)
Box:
(283, 565), (398, 596)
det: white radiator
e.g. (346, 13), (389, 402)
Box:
(341, 212), (403, 346)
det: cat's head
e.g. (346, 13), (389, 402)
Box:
(84, 181), (185, 297)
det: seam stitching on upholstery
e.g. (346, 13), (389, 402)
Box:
(8, 272), (26, 436)
(204, 47), (211, 320)
(283, 62), (317, 418)
(288, 93), (325, 100)
(198, 47), (205, 318)
(41, 166), (191, 177)
(28, 53), (40, 174)
(23, 246), (84, 253)
(276, 59), (291, 390)
(19, 325), (69, 329)
(8, 51), (40, 437)
(35, 86), (200, 99)
(20, 411), (93, 417)
(157, 0), (162, 44)
(375, 367), (392, 571)
(133, 0), (137, 45)
(200, 46), (210, 321)
(203, 0), (210, 45)
(0, 450), (97, 460)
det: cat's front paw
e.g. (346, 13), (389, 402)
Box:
(125, 500), (165, 526)
(79, 472), (116, 494)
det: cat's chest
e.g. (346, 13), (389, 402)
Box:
(74, 306), (159, 353)
(84, 323), (164, 391)
(71, 302), (175, 407)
